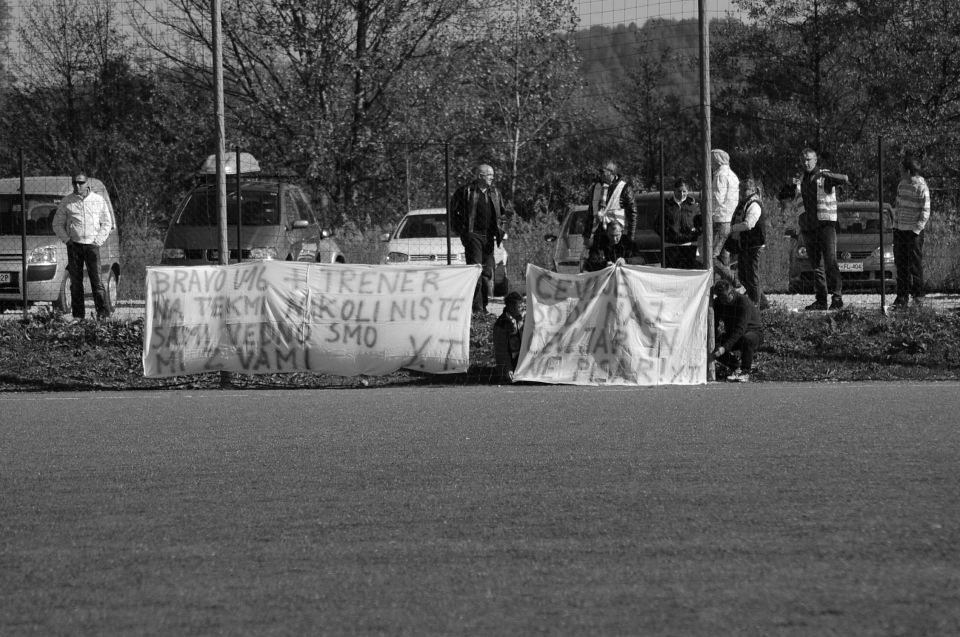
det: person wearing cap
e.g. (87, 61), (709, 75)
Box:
(493, 291), (526, 381)
(52, 173), (113, 320)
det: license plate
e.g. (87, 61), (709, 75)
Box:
(838, 262), (863, 272)
(0, 272), (10, 284)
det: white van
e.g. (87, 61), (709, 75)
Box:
(0, 177), (120, 313)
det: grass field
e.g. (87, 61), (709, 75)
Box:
(2, 386), (959, 635)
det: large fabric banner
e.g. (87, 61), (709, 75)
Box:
(513, 263), (711, 386)
(143, 262), (480, 378)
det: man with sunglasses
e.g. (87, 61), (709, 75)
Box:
(52, 173), (113, 321)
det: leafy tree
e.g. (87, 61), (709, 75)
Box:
(1, 0), (209, 225)
(134, 0), (482, 221)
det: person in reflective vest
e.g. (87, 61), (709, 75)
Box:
(795, 148), (850, 311)
(581, 160), (636, 252)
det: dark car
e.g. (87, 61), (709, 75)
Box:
(785, 201), (896, 293)
(161, 157), (343, 266)
(546, 191), (704, 273)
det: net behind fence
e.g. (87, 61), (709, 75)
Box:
(1, 0), (958, 311)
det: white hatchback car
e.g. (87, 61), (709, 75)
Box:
(381, 207), (509, 296)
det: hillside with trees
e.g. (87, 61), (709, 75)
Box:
(0, 0), (957, 232)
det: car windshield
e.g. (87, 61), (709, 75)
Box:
(396, 214), (456, 239)
(0, 195), (60, 235)
(176, 189), (280, 226)
(837, 209), (891, 234)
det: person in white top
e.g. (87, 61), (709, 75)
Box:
(892, 157), (931, 309)
(52, 173), (113, 320)
(711, 149), (740, 285)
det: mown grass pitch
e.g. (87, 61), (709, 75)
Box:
(2, 385), (959, 635)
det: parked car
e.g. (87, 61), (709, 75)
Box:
(380, 207), (509, 296)
(784, 201), (896, 293)
(545, 191), (706, 273)
(161, 156), (344, 266)
(0, 176), (121, 313)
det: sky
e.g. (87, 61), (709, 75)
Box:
(576, 0), (741, 27)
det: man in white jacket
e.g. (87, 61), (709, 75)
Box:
(53, 173), (113, 320)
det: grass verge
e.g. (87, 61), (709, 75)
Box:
(2, 305), (959, 392)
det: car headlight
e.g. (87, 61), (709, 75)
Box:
(797, 246), (808, 259)
(162, 248), (185, 260)
(249, 247), (278, 260)
(27, 245), (58, 264)
(871, 246), (894, 260)
(386, 251), (410, 263)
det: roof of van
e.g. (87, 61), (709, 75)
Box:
(0, 176), (109, 198)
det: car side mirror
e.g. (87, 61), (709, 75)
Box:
(544, 234), (557, 243)
(291, 219), (310, 229)
(380, 232), (391, 242)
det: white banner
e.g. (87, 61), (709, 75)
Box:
(513, 263), (711, 385)
(143, 262), (480, 378)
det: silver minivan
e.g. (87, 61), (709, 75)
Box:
(0, 176), (121, 312)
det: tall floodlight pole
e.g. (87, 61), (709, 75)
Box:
(212, 0), (227, 266)
(699, 0), (716, 381)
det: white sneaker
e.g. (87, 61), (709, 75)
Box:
(727, 369), (750, 382)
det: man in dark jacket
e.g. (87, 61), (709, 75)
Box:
(712, 280), (762, 382)
(655, 178), (701, 269)
(584, 220), (635, 271)
(450, 164), (507, 314)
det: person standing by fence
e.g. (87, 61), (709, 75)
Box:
(730, 176), (768, 309)
(582, 160), (636, 249)
(711, 149), (739, 285)
(450, 164), (506, 315)
(795, 148), (850, 311)
(892, 157), (931, 309)
(52, 172), (113, 321)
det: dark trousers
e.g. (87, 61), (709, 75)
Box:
(462, 232), (494, 312)
(717, 330), (762, 372)
(712, 221), (738, 285)
(802, 222), (841, 303)
(893, 229), (924, 300)
(738, 244), (767, 308)
(664, 245), (699, 269)
(66, 241), (109, 318)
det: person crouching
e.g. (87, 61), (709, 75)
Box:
(711, 280), (763, 382)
